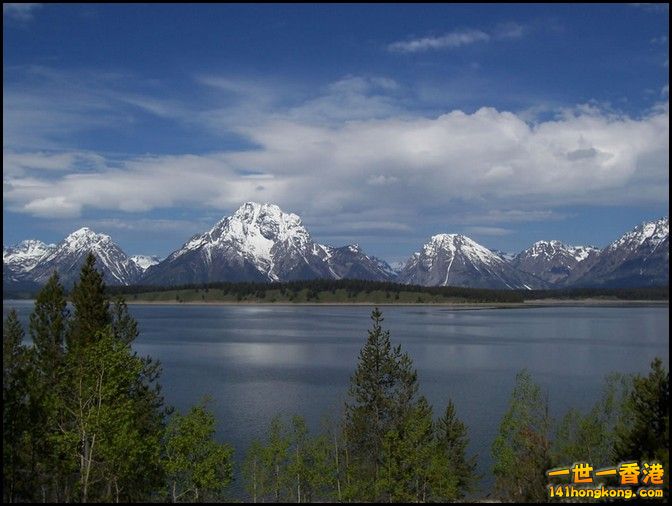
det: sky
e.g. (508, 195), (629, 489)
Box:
(3, 3), (669, 264)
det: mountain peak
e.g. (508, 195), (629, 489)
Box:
(66, 227), (109, 241)
(399, 232), (543, 289)
(609, 216), (669, 252)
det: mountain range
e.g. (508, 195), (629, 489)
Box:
(3, 202), (669, 291)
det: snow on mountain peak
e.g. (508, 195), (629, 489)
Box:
(608, 217), (669, 252)
(426, 233), (501, 266)
(130, 255), (161, 271)
(3, 239), (56, 273)
(65, 227), (110, 244)
(523, 240), (599, 262)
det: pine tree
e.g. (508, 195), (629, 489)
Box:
(435, 399), (478, 498)
(377, 395), (435, 502)
(26, 273), (75, 502)
(614, 358), (669, 472)
(343, 307), (422, 501)
(3, 309), (29, 502)
(111, 295), (139, 344)
(29, 271), (68, 382)
(3, 308), (25, 377)
(68, 252), (111, 350)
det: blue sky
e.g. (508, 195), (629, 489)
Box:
(3, 3), (669, 263)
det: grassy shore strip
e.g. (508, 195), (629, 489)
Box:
(5, 280), (668, 304)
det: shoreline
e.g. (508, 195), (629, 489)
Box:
(121, 299), (669, 308)
(5, 299), (668, 310)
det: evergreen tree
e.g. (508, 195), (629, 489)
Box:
(377, 396), (436, 502)
(343, 308), (426, 501)
(435, 399), (478, 498)
(26, 273), (74, 502)
(614, 358), (669, 472)
(3, 309), (29, 503)
(492, 369), (552, 502)
(29, 272), (68, 382)
(68, 252), (111, 350)
(3, 308), (25, 376)
(111, 295), (139, 344)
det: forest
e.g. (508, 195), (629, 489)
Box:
(3, 254), (669, 502)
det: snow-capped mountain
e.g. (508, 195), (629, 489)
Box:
(397, 234), (548, 289)
(568, 217), (669, 288)
(142, 202), (394, 285)
(4, 212), (668, 292)
(130, 255), (161, 272)
(512, 240), (600, 285)
(28, 228), (142, 286)
(3, 240), (56, 274)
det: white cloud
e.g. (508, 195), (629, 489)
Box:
(3, 3), (41, 20)
(4, 101), (668, 225)
(388, 29), (490, 53)
(387, 23), (527, 54)
(3, 69), (669, 243)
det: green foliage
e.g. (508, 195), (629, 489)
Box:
(111, 295), (139, 344)
(3, 308), (25, 376)
(243, 440), (267, 503)
(54, 329), (155, 501)
(109, 278), (529, 303)
(243, 414), (342, 503)
(343, 308), (420, 500)
(68, 253), (111, 350)
(553, 373), (632, 468)
(29, 272), (68, 381)
(614, 358), (669, 472)
(341, 308), (474, 502)
(1, 257), (177, 502)
(163, 399), (234, 502)
(492, 369), (552, 503)
(3, 309), (30, 503)
(435, 399), (478, 498)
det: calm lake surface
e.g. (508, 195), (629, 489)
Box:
(3, 301), (669, 497)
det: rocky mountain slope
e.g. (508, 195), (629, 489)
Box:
(397, 233), (548, 289)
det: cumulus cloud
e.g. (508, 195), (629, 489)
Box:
(3, 68), (669, 244)
(4, 101), (668, 224)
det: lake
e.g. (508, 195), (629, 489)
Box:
(3, 301), (669, 498)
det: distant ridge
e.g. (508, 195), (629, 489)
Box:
(3, 206), (668, 290)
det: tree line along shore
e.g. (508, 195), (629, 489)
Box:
(6, 278), (669, 304)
